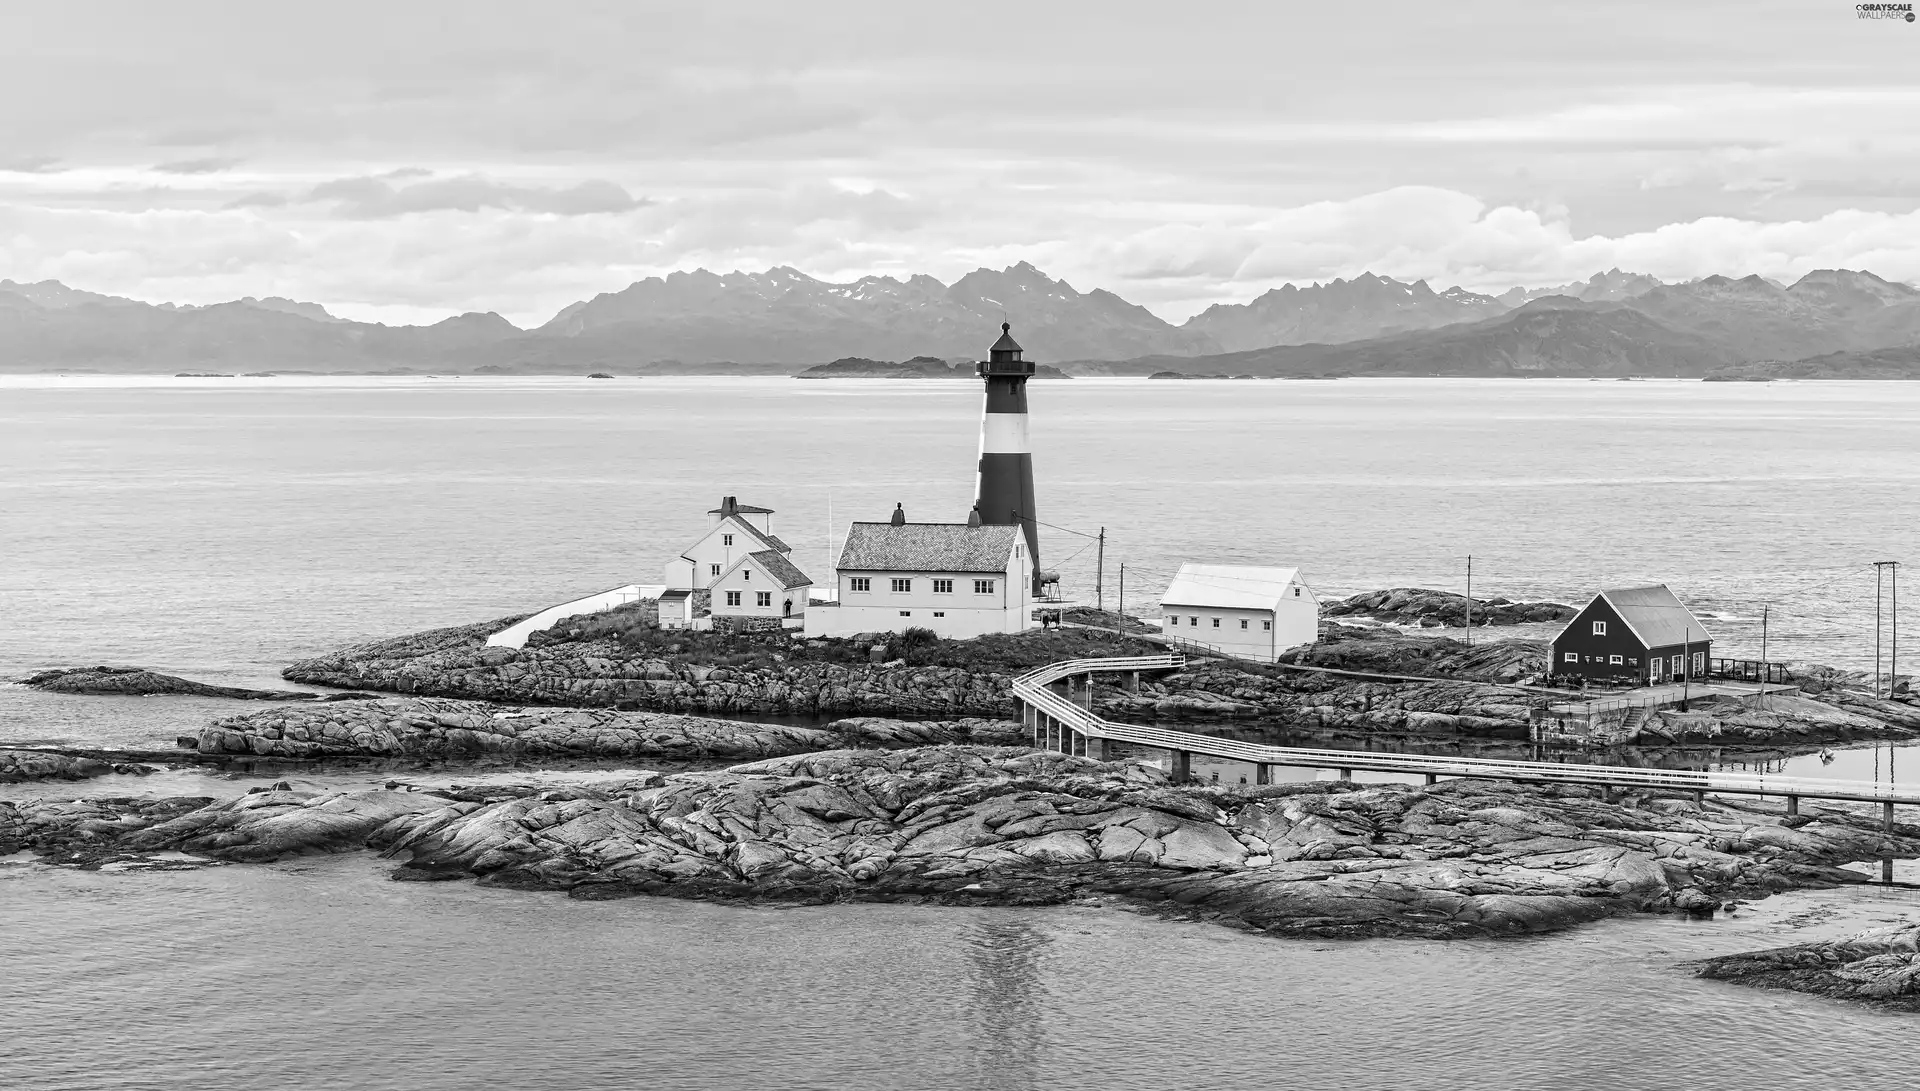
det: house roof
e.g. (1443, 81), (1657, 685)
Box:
(1566, 584), (1712, 649)
(1158, 563), (1308, 612)
(700, 514), (790, 556)
(658, 590), (691, 601)
(838, 522), (1019, 574)
(708, 503), (775, 515)
(731, 548), (812, 589)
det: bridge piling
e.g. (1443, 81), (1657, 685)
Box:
(1338, 767), (1353, 781)
(1424, 773), (1437, 786)
(1170, 749), (1192, 783)
(1256, 763), (1271, 786)
(1787, 795), (1799, 816)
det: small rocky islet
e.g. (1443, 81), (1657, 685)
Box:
(10, 589), (1920, 1011)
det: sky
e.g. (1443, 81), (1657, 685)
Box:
(3, 0), (1919, 326)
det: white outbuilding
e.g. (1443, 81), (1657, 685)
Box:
(1158, 563), (1319, 661)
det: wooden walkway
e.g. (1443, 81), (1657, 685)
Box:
(1012, 655), (1920, 819)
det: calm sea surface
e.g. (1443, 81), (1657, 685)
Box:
(3, 376), (1918, 1086)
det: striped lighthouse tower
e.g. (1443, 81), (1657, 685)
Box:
(974, 322), (1043, 595)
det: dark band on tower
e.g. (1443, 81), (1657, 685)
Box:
(974, 322), (1042, 595)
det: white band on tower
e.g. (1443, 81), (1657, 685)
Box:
(978, 412), (1031, 455)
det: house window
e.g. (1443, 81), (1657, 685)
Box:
(756, 591), (771, 607)
(1629, 658), (1638, 665)
(1564, 652), (1578, 662)
(710, 564), (721, 577)
(1189, 617), (1198, 626)
(1293, 588), (1301, 597)
(974, 579), (995, 594)
(933, 611), (945, 617)
(743, 569), (751, 581)
(850, 577), (871, 592)
(1239, 619), (1248, 629)
(725, 591), (742, 607)
(1609, 655), (1623, 665)
(722, 534), (733, 546)
(933, 579), (954, 594)
(1166, 615), (1177, 626)
(1693, 652), (1705, 673)
(899, 610), (911, 617)
(891, 578), (912, 593)
(1592, 621), (1606, 636)
(1262, 620), (1272, 631)
(1211, 618), (1220, 628)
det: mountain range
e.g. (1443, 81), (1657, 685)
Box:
(3, 264), (1918, 378)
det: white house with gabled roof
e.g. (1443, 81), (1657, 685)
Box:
(663, 495), (796, 591)
(804, 504), (1034, 638)
(710, 548), (814, 627)
(1159, 563), (1319, 661)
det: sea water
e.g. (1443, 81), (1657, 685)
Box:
(2, 376), (1918, 1086)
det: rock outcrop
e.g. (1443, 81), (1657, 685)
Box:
(1322, 588), (1576, 628)
(21, 666), (371, 702)
(8, 746), (1915, 940)
(193, 697), (1024, 761)
(1694, 923), (1920, 1011)
(0, 749), (153, 782)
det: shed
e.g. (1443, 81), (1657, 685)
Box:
(1159, 563), (1319, 662)
(1550, 584), (1713, 685)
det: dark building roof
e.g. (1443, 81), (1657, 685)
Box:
(990, 322), (1022, 355)
(743, 549), (812, 589)
(1562, 584), (1713, 649)
(838, 522), (1020, 574)
(658, 589), (691, 601)
(709, 502), (776, 515)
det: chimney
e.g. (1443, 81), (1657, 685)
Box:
(721, 496), (738, 517)
(974, 322), (1041, 595)
(890, 503), (906, 527)
(967, 506), (982, 528)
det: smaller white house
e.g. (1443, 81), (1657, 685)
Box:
(804, 505), (1034, 639)
(657, 589), (697, 630)
(663, 496), (795, 591)
(710, 549), (813, 629)
(1159, 563), (1319, 662)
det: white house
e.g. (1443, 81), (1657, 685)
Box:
(662, 496), (795, 591)
(710, 549), (813, 629)
(1159, 563), (1319, 662)
(804, 505), (1034, 639)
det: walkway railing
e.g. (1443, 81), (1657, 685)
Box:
(1010, 655), (1920, 810)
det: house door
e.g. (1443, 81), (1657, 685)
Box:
(1650, 657), (1663, 683)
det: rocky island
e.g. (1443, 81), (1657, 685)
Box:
(6, 745), (1916, 945)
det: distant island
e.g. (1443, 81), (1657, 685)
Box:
(796, 355), (1072, 379)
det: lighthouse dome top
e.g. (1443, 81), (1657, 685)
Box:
(980, 322), (1033, 375)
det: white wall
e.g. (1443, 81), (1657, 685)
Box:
(1161, 586), (1318, 663)
(486, 584), (661, 649)
(664, 516), (773, 590)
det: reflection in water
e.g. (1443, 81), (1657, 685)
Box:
(1112, 718), (1920, 790)
(964, 918), (1047, 1091)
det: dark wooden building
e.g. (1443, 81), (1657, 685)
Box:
(1550, 584), (1713, 686)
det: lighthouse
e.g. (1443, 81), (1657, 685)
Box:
(973, 322), (1043, 595)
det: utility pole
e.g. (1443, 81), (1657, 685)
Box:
(1873, 561), (1902, 698)
(1759, 604), (1770, 710)
(1118, 563), (1126, 621)
(1465, 554), (1473, 647)
(1095, 527), (1106, 614)
(1682, 625), (1691, 711)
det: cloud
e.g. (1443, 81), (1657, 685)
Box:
(303, 173), (647, 218)
(0, 155), (64, 174)
(151, 156), (243, 174)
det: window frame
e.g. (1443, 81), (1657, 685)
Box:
(973, 579), (995, 594)
(755, 591), (772, 607)
(849, 577), (871, 593)
(932, 578), (954, 594)
(725, 590), (742, 607)
(1564, 652), (1578, 662)
(890, 577), (912, 593)
(1592, 621), (1607, 636)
